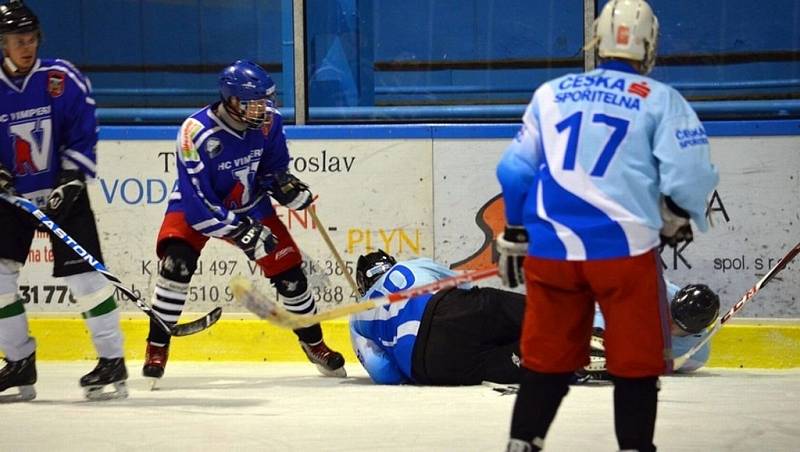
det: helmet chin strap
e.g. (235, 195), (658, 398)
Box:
(3, 56), (20, 74)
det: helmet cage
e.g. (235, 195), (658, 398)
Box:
(223, 91), (276, 129)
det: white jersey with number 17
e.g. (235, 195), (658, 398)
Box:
(497, 60), (718, 261)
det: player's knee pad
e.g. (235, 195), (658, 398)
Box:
(159, 240), (200, 284)
(152, 241), (198, 324)
(271, 265), (314, 314)
(63, 272), (117, 316)
(0, 258), (23, 308)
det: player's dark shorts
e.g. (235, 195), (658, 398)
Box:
(0, 191), (105, 277)
(411, 287), (525, 385)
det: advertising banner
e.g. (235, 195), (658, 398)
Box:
(19, 138), (433, 313)
(434, 136), (800, 317)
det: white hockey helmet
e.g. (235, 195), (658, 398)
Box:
(587, 0), (659, 74)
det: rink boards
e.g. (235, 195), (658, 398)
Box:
(12, 121), (800, 367)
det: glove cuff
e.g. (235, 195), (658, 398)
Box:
(504, 225), (529, 243)
(663, 196), (689, 219)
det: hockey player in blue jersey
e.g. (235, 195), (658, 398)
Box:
(141, 60), (346, 383)
(0, 0), (127, 401)
(350, 250), (525, 385)
(496, 1), (719, 450)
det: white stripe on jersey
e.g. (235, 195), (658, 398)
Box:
(64, 149), (97, 176)
(379, 321), (420, 347)
(185, 161), (205, 174)
(536, 179), (587, 259)
(37, 63), (90, 95)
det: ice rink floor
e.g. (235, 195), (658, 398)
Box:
(2, 362), (799, 452)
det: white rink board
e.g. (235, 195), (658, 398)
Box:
(18, 138), (433, 313)
(433, 135), (800, 317)
(16, 134), (800, 317)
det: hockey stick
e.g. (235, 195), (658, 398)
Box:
(230, 266), (500, 329)
(0, 192), (222, 337)
(308, 206), (359, 294)
(672, 241), (800, 370)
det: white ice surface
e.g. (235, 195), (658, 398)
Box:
(2, 362), (799, 451)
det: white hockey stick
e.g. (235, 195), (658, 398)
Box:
(230, 266), (499, 329)
(308, 206), (359, 294)
(672, 241), (800, 370)
(0, 192), (222, 337)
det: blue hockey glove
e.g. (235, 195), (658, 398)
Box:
(496, 225), (528, 288)
(660, 196), (693, 248)
(227, 216), (277, 261)
(263, 172), (313, 210)
(42, 170), (85, 224)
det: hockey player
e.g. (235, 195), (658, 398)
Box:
(582, 282), (721, 382)
(0, 0), (127, 401)
(142, 60), (345, 383)
(495, 1), (719, 450)
(352, 251), (716, 386)
(351, 250), (524, 385)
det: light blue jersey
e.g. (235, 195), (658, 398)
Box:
(497, 60), (719, 260)
(349, 258), (458, 384)
(593, 279), (710, 372)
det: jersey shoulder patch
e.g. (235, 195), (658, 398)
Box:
(179, 118), (206, 162)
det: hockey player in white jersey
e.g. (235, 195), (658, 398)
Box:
(496, 1), (719, 450)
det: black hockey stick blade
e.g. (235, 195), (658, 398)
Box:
(171, 307), (224, 336)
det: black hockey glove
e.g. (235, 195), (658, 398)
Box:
(659, 196), (693, 248)
(264, 172), (313, 210)
(0, 163), (14, 194)
(227, 216), (277, 261)
(496, 225), (528, 288)
(42, 170), (86, 224)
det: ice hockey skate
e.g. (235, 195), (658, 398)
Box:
(300, 340), (346, 377)
(0, 352), (37, 403)
(142, 342), (169, 389)
(79, 358), (128, 401)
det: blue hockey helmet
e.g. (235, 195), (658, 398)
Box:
(671, 284), (720, 334)
(218, 60), (276, 129)
(356, 250), (397, 296)
(0, 1), (40, 36)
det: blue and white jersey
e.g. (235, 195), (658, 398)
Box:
(497, 60), (719, 260)
(0, 58), (97, 205)
(166, 105), (290, 236)
(349, 258), (458, 384)
(593, 279), (710, 372)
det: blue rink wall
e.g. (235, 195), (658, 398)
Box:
(22, 120), (800, 368)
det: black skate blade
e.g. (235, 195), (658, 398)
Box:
(171, 307), (223, 336)
(482, 381), (518, 395)
(0, 385), (36, 403)
(83, 381), (129, 401)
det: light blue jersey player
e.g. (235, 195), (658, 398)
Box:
(592, 280), (720, 373)
(496, 44), (718, 261)
(349, 252), (458, 384)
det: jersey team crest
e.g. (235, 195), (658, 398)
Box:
(47, 71), (65, 98)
